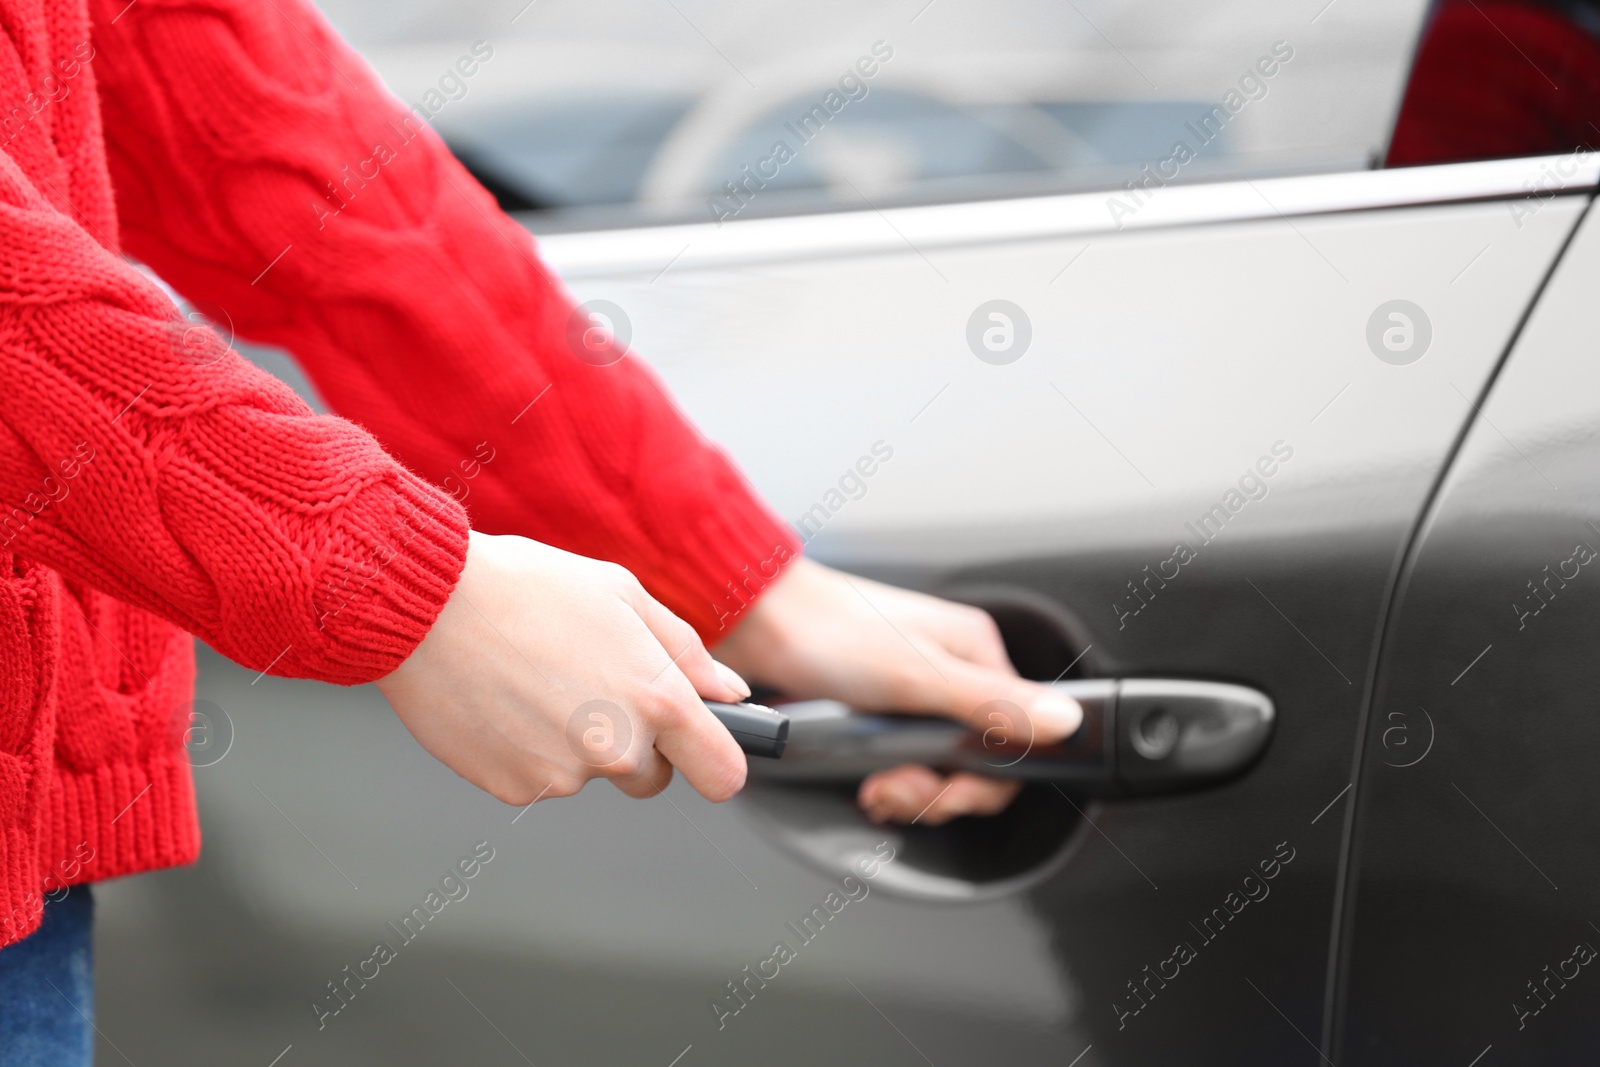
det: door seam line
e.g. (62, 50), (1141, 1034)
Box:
(1318, 192), (1597, 1060)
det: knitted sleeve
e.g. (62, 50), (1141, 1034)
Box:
(0, 145), (469, 685)
(87, 0), (801, 640)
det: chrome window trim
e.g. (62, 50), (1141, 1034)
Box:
(534, 153), (1599, 277)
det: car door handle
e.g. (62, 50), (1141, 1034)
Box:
(723, 679), (1274, 797)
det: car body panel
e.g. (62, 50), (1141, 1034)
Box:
(539, 161), (1589, 579)
(1339, 201), (1600, 1064)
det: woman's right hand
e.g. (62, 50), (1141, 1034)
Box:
(375, 531), (752, 806)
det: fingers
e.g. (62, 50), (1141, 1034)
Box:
(835, 591), (1080, 749)
(606, 578), (748, 802)
(610, 746), (674, 798)
(949, 657), (1084, 747)
(623, 579), (751, 703)
(884, 650), (1083, 750)
(569, 683), (742, 802)
(858, 763), (942, 822)
(643, 674), (748, 803)
(853, 583), (1079, 749)
(858, 766), (1022, 825)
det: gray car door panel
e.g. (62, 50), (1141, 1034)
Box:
(1338, 201), (1600, 1064)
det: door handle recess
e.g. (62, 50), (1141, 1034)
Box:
(740, 678), (1274, 797)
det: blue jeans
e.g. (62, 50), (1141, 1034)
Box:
(0, 887), (94, 1066)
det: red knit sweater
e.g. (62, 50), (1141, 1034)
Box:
(0, 0), (798, 946)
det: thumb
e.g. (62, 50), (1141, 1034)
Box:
(933, 656), (1083, 748)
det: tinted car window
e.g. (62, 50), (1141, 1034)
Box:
(317, 0), (1430, 227)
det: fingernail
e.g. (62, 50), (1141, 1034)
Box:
(1030, 692), (1083, 738)
(714, 661), (752, 700)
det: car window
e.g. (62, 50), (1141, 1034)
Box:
(315, 0), (1431, 229)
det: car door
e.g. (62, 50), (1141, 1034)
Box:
(1333, 170), (1600, 1065)
(87, 3), (1597, 1066)
(532, 154), (1590, 1066)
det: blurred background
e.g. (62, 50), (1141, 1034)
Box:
(312, 0), (1419, 230)
(89, 1), (1600, 1064)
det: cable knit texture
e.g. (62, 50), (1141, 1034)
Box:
(91, 0), (798, 631)
(0, 0), (797, 947)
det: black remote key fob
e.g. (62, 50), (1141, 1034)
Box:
(704, 700), (790, 758)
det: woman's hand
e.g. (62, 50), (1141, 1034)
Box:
(715, 557), (1081, 825)
(377, 531), (752, 806)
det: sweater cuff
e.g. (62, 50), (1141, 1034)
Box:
(310, 469), (469, 684)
